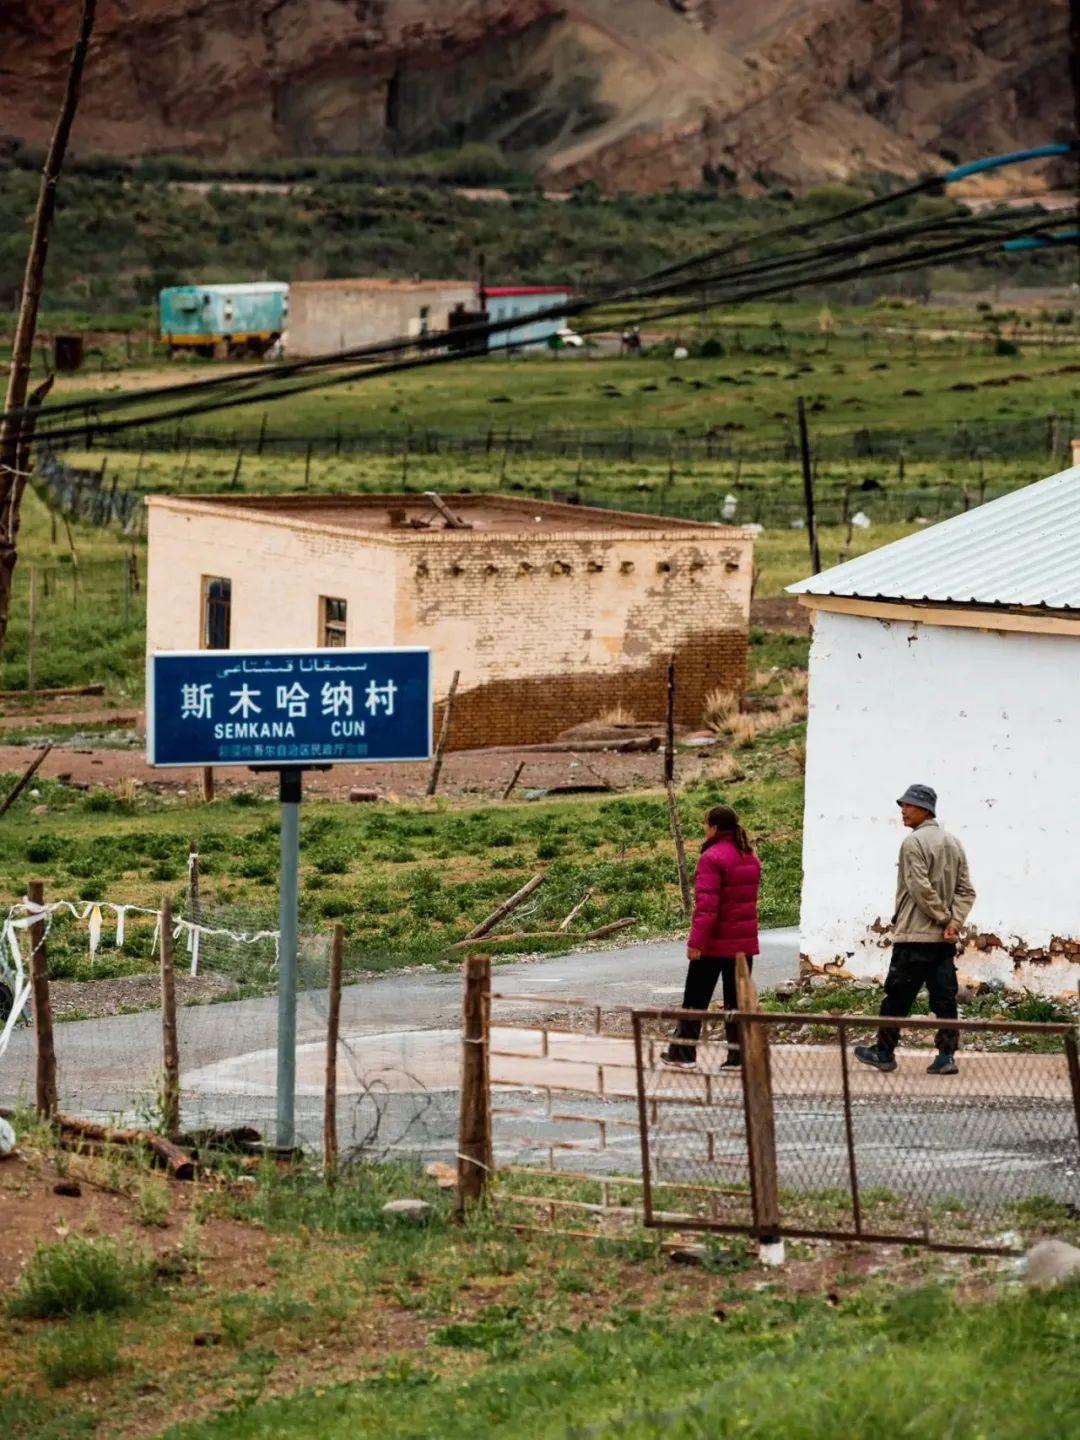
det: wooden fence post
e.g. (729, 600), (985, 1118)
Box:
(667, 782), (692, 918)
(27, 564), (37, 693)
(159, 895), (180, 1139)
(28, 878), (57, 1120)
(201, 767), (214, 804)
(734, 953), (779, 1242)
(456, 953), (492, 1212)
(664, 655), (676, 786)
(324, 923), (344, 1182)
(426, 669), (460, 797)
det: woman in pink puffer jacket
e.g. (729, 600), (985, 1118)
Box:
(662, 804), (761, 1069)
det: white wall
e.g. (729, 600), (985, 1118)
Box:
(146, 502), (398, 654)
(801, 608), (1080, 994)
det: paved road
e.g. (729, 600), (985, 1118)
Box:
(0, 930), (801, 1134)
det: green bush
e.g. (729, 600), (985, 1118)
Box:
(37, 1315), (120, 1387)
(10, 1236), (147, 1318)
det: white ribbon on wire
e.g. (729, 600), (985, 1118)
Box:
(0, 897), (280, 1064)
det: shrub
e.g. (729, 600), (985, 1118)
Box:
(994, 337), (1019, 356)
(10, 1236), (146, 1318)
(37, 1315), (120, 1387)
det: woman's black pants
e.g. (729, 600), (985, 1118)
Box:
(668, 954), (751, 1062)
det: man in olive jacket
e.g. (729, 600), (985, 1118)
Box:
(855, 784), (976, 1076)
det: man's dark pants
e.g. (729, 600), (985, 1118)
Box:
(668, 955), (748, 1062)
(877, 941), (959, 1056)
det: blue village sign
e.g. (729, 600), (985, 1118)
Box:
(147, 648), (432, 768)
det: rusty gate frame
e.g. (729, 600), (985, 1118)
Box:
(632, 1008), (1080, 1256)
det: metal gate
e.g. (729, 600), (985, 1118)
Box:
(632, 1008), (1080, 1254)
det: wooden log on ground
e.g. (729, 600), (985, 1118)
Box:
(456, 953), (492, 1212)
(0, 742), (53, 817)
(584, 917), (639, 941)
(0, 683), (104, 699)
(28, 877), (56, 1119)
(324, 922), (344, 1182)
(475, 736), (660, 757)
(452, 930), (566, 951)
(558, 889), (594, 932)
(461, 871), (544, 941)
(56, 1115), (195, 1180)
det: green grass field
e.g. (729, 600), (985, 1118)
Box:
(0, 705), (804, 983)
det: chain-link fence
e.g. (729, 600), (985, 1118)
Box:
(633, 1009), (1080, 1252)
(81, 411), (1073, 466)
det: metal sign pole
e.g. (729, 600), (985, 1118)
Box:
(277, 766), (302, 1148)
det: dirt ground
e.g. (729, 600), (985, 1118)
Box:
(0, 732), (722, 802)
(0, 1146), (270, 1296)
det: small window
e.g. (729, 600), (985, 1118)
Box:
(418, 305), (430, 336)
(203, 576), (231, 650)
(321, 596), (347, 647)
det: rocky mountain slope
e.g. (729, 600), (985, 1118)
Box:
(0, 0), (1070, 193)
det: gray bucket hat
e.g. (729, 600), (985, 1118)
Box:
(897, 783), (937, 814)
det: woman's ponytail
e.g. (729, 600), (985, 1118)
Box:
(705, 804), (753, 855)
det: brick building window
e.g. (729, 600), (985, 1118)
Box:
(321, 596), (347, 646)
(202, 576), (231, 650)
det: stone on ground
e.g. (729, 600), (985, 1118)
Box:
(382, 1198), (431, 1220)
(1023, 1238), (1080, 1288)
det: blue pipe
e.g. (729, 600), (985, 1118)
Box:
(946, 144), (1073, 183)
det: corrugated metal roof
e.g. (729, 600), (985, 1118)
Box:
(787, 463), (1080, 611)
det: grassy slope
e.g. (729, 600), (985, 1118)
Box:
(0, 723), (804, 984)
(51, 334), (1080, 439)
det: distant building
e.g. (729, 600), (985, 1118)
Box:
(484, 286), (571, 350)
(146, 493), (753, 750)
(790, 461), (1080, 995)
(287, 279), (475, 358)
(159, 283), (288, 357)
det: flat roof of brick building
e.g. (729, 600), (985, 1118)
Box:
(150, 493), (748, 539)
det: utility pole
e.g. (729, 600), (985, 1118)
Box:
(797, 396), (821, 575)
(0, 0), (96, 653)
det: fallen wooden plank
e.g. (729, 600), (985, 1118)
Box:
(0, 683), (105, 699)
(0, 741), (53, 815)
(471, 736), (661, 756)
(460, 872), (544, 941)
(56, 1114), (195, 1180)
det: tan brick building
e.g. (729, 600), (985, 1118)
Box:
(145, 494), (753, 749)
(287, 279), (475, 357)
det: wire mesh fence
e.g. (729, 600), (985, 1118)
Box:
(633, 1010), (1080, 1252)
(82, 411), (1073, 467)
(0, 891), (459, 1167)
(4, 916), (1078, 1249)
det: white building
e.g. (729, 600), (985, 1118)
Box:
(789, 462), (1080, 996)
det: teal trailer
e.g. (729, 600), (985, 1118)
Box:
(159, 282), (288, 356)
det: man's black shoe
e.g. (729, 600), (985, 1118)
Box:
(926, 1052), (958, 1076)
(720, 1051), (742, 1070)
(853, 1043), (898, 1073)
